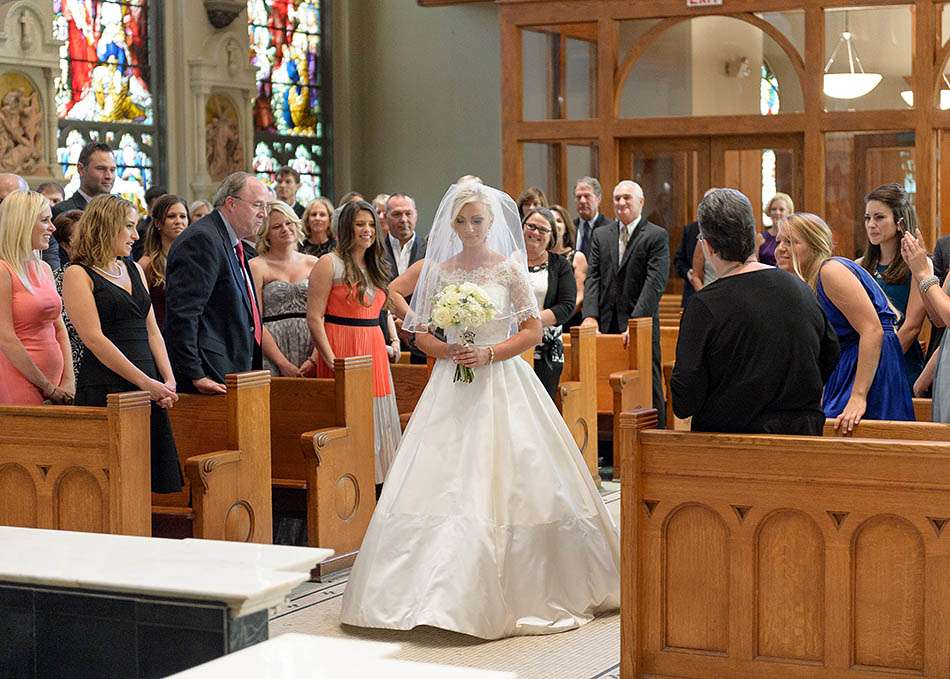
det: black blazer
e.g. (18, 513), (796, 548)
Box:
(382, 233), (426, 282)
(673, 221), (700, 308)
(582, 218), (669, 333)
(45, 192), (88, 270)
(572, 213), (610, 252)
(165, 210), (262, 390)
(540, 252), (577, 326)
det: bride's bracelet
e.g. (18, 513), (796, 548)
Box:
(487, 345), (495, 364)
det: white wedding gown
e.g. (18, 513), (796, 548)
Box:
(340, 262), (620, 640)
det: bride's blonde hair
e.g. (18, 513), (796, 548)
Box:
(451, 182), (492, 221)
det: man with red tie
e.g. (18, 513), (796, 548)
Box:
(165, 172), (267, 393)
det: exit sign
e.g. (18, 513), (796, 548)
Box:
(687, 0), (724, 6)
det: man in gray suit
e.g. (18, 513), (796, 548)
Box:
(582, 180), (669, 426)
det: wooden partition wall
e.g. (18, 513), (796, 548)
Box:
(478, 0), (950, 267)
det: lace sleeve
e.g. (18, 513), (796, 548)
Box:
(504, 261), (541, 324)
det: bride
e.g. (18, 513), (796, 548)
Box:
(340, 181), (619, 640)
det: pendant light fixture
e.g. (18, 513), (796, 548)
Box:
(900, 75), (950, 110)
(823, 12), (882, 100)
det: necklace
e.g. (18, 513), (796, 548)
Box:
(719, 258), (754, 278)
(93, 261), (122, 279)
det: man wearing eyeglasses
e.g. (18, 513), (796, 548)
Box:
(165, 172), (268, 393)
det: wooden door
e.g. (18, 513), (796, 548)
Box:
(620, 137), (711, 294)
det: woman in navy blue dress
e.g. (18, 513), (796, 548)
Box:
(775, 212), (913, 432)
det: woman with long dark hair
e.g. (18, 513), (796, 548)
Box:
(139, 194), (190, 331)
(857, 183), (926, 388)
(307, 200), (401, 485)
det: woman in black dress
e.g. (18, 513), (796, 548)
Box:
(62, 195), (182, 493)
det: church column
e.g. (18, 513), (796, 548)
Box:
(0, 3), (62, 184)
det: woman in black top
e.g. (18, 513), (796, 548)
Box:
(671, 189), (839, 434)
(523, 208), (577, 399)
(62, 195), (183, 493)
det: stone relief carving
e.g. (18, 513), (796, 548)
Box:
(0, 72), (44, 174)
(205, 94), (244, 181)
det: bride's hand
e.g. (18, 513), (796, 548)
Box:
(454, 346), (490, 368)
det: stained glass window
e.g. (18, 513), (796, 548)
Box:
(760, 61), (780, 116)
(248, 1), (330, 202)
(52, 0), (161, 211)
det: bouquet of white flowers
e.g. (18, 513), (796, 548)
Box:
(429, 282), (497, 383)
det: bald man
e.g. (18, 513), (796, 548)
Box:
(582, 180), (669, 427)
(0, 172), (26, 200)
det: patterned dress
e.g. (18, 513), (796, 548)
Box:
(262, 279), (311, 375)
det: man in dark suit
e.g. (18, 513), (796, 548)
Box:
(383, 193), (428, 363)
(49, 141), (117, 269)
(573, 176), (610, 260)
(165, 172), (268, 394)
(275, 165), (306, 217)
(674, 220), (700, 309)
(382, 193), (426, 279)
(582, 180), (669, 426)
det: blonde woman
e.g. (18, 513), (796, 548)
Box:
(775, 212), (913, 431)
(0, 190), (74, 404)
(250, 201), (318, 377)
(299, 196), (335, 258)
(62, 194), (182, 493)
(139, 194), (189, 331)
(757, 192), (793, 265)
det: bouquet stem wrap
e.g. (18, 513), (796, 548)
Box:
(455, 330), (477, 383)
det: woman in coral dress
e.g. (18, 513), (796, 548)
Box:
(0, 190), (74, 405)
(308, 200), (401, 485)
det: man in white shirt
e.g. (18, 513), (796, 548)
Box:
(573, 176), (609, 260)
(382, 193), (426, 280)
(582, 180), (669, 427)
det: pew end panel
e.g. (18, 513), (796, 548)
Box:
(914, 398), (932, 422)
(164, 372), (273, 544)
(557, 326), (599, 486)
(620, 420), (950, 679)
(0, 391), (152, 536)
(271, 357), (376, 576)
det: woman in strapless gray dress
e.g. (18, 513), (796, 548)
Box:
(250, 201), (319, 377)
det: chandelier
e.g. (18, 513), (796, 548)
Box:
(823, 13), (882, 100)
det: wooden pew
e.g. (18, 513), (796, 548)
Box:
(270, 357), (375, 575)
(824, 417), (947, 440)
(914, 397), (932, 422)
(0, 392), (152, 536)
(155, 371), (273, 544)
(619, 409), (950, 679)
(564, 317), (653, 478)
(391, 361), (432, 430)
(557, 326), (599, 486)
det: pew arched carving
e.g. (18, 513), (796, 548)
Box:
(754, 509), (824, 662)
(224, 499), (254, 542)
(851, 514), (925, 672)
(662, 502), (730, 653)
(0, 462), (38, 527)
(53, 466), (107, 533)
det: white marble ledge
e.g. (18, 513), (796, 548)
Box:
(168, 633), (517, 678)
(0, 527), (333, 617)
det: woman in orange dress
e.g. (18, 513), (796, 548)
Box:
(0, 190), (75, 405)
(307, 200), (401, 487)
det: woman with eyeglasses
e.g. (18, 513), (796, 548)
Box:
(523, 207), (576, 399)
(673, 190), (840, 434)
